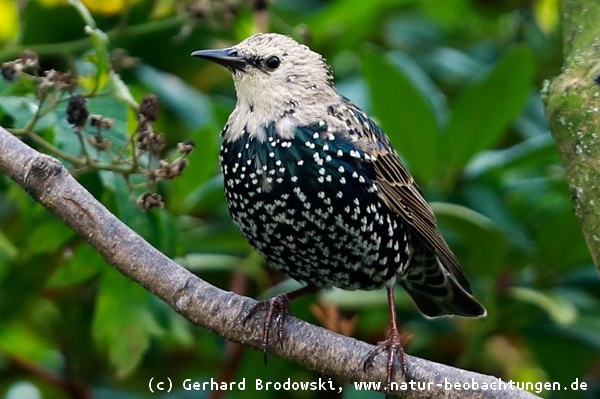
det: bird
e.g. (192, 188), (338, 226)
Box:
(192, 33), (486, 392)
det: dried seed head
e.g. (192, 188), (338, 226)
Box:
(20, 50), (39, 69)
(110, 48), (140, 71)
(66, 95), (89, 128)
(155, 158), (188, 179)
(88, 135), (111, 151)
(177, 140), (196, 155)
(173, 158), (189, 174)
(1, 62), (17, 81)
(48, 70), (77, 92)
(136, 192), (164, 211)
(138, 94), (159, 123)
(90, 115), (114, 130)
(137, 130), (165, 154)
(1, 50), (40, 82)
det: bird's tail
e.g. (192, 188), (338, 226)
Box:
(400, 254), (486, 318)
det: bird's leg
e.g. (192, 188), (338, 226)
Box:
(244, 284), (318, 365)
(362, 286), (407, 395)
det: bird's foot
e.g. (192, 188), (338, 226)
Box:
(243, 293), (290, 365)
(362, 327), (407, 396)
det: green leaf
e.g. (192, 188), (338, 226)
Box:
(0, 320), (55, 362)
(509, 287), (578, 325)
(531, 197), (591, 271)
(47, 244), (103, 287)
(0, 230), (18, 261)
(108, 176), (150, 233)
(135, 64), (216, 129)
(523, 323), (598, 397)
(69, 0), (111, 93)
(175, 253), (242, 272)
(180, 215), (251, 254)
(0, 95), (41, 128)
(442, 45), (536, 184)
(431, 201), (507, 277)
(94, 387), (157, 399)
(465, 134), (558, 179)
(111, 72), (138, 109)
(167, 125), (220, 213)
(320, 287), (390, 309)
(310, 0), (408, 49)
(92, 267), (162, 377)
(0, 255), (54, 321)
(25, 218), (75, 255)
(461, 185), (532, 253)
(343, 384), (391, 399)
(361, 48), (440, 181)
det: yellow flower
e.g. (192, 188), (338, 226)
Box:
(0, 0), (19, 43)
(39, 0), (141, 15)
(534, 0), (560, 34)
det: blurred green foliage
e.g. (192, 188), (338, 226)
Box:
(0, 1), (598, 399)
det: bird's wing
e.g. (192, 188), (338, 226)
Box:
(351, 110), (472, 289)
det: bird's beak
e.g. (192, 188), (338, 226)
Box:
(191, 48), (248, 72)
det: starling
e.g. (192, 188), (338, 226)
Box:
(192, 33), (486, 390)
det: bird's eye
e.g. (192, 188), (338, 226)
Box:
(265, 56), (281, 70)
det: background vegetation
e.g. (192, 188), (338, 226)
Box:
(0, 0), (598, 398)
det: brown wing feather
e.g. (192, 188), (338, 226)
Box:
(371, 151), (472, 290)
(335, 99), (471, 290)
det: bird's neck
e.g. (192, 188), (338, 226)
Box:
(224, 88), (338, 143)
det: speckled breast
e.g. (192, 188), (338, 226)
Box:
(219, 122), (411, 290)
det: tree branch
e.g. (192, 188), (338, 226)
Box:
(0, 125), (539, 398)
(543, 0), (600, 273)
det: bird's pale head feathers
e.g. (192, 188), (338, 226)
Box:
(193, 33), (336, 140)
(214, 33), (332, 98)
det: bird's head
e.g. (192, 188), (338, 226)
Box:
(192, 33), (335, 114)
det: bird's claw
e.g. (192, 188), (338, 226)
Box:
(362, 327), (407, 396)
(243, 293), (290, 365)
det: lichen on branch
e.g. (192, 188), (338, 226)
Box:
(543, 0), (600, 273)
